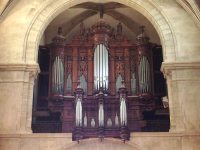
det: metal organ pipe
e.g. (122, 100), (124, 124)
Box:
(57, 57), (60, 93)
(52, 60), (55, 92)
(94, 44), (109, 91)
(56, 57), (59, 93)
(60, 58), (64, 93)
(76, 98), (82, 127)
(120, 97), (127, 126)
(138, 56), (151, 93)
(52, 56), (64, 95)
(99, 44), (101, 88)
(98, 103), (104, 127)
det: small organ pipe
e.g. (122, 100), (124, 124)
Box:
(55, 57), (57, 92)
(146, 60), (149, 92)
(138, 56), (151, 93)
(144, 57), (147, 93)
(51, 56), (65, 94)
(120, 97), (127, 126)
(52, 60), (55, 92)
(98, 103), (104, 127)
(84, 112), (87, 127)
(76, 98), (82, 127)
(57, 57), (59, 93)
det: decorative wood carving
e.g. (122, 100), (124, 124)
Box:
(34, 20), (161, 141)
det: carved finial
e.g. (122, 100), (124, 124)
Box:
(58, 27), (62, 35)
(121, 80), (125, 88)
(139, 25), (145, 33)
(77, 80), (81, 88)
(52, 27), (65, 43)
(136, 25), (149, 43)
(117, 22), (122, 35)
(80, 22), (85, 36)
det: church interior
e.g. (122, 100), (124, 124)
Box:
(0, 0), (200, 150)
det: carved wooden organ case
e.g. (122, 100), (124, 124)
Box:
(48, 20), (155, 141)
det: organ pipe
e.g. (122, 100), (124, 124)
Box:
(51, 27), (65, 96)
(98, 103), (104, 127)
(138, 56), (151, 93)
(94, 43), (109, 91)
(120, 97), (127, 126)
(75, 97), (82, 127)
(115, 113), (119, 127)
(136, 26), (152, 94)
(84, 112), (87, 127)
(52, 56), (64, 95)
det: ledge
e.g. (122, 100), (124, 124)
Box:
(131, 132), (200, 137)
(0, 132), (200, 138)
(161, 61), (200, 72)
(0, 63), (40, 72)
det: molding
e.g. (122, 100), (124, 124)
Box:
(161, 61), (200, 79)
(131, 132), (200, 137)
(177, 0), (200, 28)
(161, 61), (200, 71)
(0, 0), (18, 21)
(0, 132), (200, 138)
(0, 133), (72, 138)
(0, 63), (40, 72)
(0, 63), (40, 81)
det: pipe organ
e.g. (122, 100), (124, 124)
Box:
(34, 19), (169, 141)
(94, 43), (109, 91)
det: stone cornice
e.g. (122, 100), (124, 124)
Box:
(162, 61), (200, 70)
(161, 61), (200, 79)
(0, 63), (40, 72)
(0, 63), (40, 80)
(0, 132), (199, 138)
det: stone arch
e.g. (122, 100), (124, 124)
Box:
(24, 0), (177, 64)
(64, 138), (145, 150)
(23, 0), (177, 133)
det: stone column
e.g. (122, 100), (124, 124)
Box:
(0, 63), (39, 134)
(162, 62), (200, 132)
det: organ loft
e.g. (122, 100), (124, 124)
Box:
(32, 14), (168, 141)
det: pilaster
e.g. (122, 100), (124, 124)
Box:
(0, 63), (39, 134)
(161, 61), (200, 132)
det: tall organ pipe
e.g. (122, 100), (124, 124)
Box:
(138, 56), (151, 93)
(98, 103), (104, 127)
(52, 56), (64, 95)
(120, 97), (127, 126)
(136, 26), (152, 94)
(76, 98), (82, 127)
(94, 44), (109, 90)
(51, 27), (65, 96)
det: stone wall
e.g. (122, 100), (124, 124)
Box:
(0, 133), (200, 150)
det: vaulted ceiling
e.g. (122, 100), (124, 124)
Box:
(44, 2), (160, 45)
(1, 1), (200, 45)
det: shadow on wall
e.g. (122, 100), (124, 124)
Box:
(65, 138), (142, 150)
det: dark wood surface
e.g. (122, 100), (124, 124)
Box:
(32, 21), (169, 138)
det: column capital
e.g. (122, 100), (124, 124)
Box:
(0, 63), (40, 82)
(161, 61), (200, 79)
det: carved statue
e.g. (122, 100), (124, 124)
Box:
(117, 22), (122, 35)
(80, 22), (85, 36)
